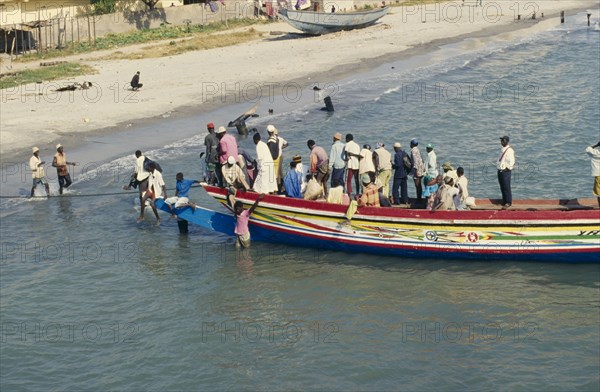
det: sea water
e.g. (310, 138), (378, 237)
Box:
(1, 14), (599, 390)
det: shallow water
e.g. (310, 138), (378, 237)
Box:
(1, 14), (599, 390)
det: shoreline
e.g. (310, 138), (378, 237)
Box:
(0, 1), (596, 164)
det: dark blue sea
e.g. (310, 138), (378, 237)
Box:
(1, 13), (599, 391)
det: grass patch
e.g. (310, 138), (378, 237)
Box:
(0, 63), (97, 89)
(17, 18), (271, 63)
(100, 29), (263, 60)
(397, 0), (447, 6)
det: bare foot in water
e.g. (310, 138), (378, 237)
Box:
(137, 216), (144, 223)
(156, 219), (161, 226)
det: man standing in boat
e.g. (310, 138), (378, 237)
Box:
(307, 139), (330, 195)
(496, 135), (515, 209)
(391, 142), (410, 206)
(343, 133), (361, 196)
(409, 139), (425, 202)
(329, 132), (346, 191)
(203, 122), (219, 185)
(216, 126), (238, 187)
(585, 141), (600, 208)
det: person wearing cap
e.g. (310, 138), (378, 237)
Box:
(29, 147), (50, 198)
(357, 174), (380, 207)
(441, 162), (458, 185)
(391, 142), (410, 206)
(410, 139), (426, 201)
(292, 154), (307, 193)
(222, 155), (251, 206)
(496, 135), (515, 208)
(203, 122), (219, 186)
(329, 132), (346, 190)
(266, 125), (288, 192)
(284, 161), (303, 199)
(52, 144), (76, 195)
(454, 167), (470, 210)
(252, 133), (277, 194)
(343, 133), (361, 196)
(307, 139), (330, 195)
(424, 143), (438, 178)
(216, 126), (238, 188)
(373, 142), (392, 198)
(358, 144), (375, 192)
(585, 141), (600, 208)
(139, 162), (166, 225)
(432, 176), (457, 211)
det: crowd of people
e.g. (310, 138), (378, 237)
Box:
(198, 123), (509, 212)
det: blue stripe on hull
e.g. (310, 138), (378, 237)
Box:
(249, 225), (600, 263)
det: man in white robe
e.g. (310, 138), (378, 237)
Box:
(252, 133), (277, 194)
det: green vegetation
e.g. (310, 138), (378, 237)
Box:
(99, 29), (263, 60)
(0, 63), (97, 89)
(17, 18), (270, 62)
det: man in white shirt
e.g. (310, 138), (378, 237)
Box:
(425, 143), (438, 178)
(139, 162), (166, 225)
(496, 135), (515, 209)
(454, 166), (470, 210)
(585, 141), (600, 208)
(344, 133), (361, 196)
(29, 146), (50, 198)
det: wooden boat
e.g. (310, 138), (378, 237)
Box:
(278, 7), (390, 35)
(157, 185), (600, 263)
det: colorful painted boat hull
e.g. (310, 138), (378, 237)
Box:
(278, 7), (390, 35)
(158, 187), (600, 263)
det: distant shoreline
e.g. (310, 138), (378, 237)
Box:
(1, 1), (596, 164)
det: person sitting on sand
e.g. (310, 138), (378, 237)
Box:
(131, 71), (143, 91)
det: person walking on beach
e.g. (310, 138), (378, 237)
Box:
(52, 144), (76, 195)
(29, 147), (50, 198)
(329, 132), (346, 190)
(308, 139), (330, 195)
(139, 162), (166, 225)
(585, 141), (600, 208)
(410, 139), (425, 201)
(130, 71), (143, 90)
(203, 122), (219, 185)
(496, 135), (515, 209)
(391, 142), (410, 206)
(216, 126), (238, 187)
(252, 133), (277, 194)
(343, 133), (361, 196)
(234, 194), (265, 248)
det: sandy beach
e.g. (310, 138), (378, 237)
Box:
(0, 0), (596, 161)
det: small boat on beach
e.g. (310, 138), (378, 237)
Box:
(157, 186), (600, 263)
(278, 7), (390, 35)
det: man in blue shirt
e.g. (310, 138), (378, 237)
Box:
(164, 172), (200, 215)
(329, 132), (346, 190)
